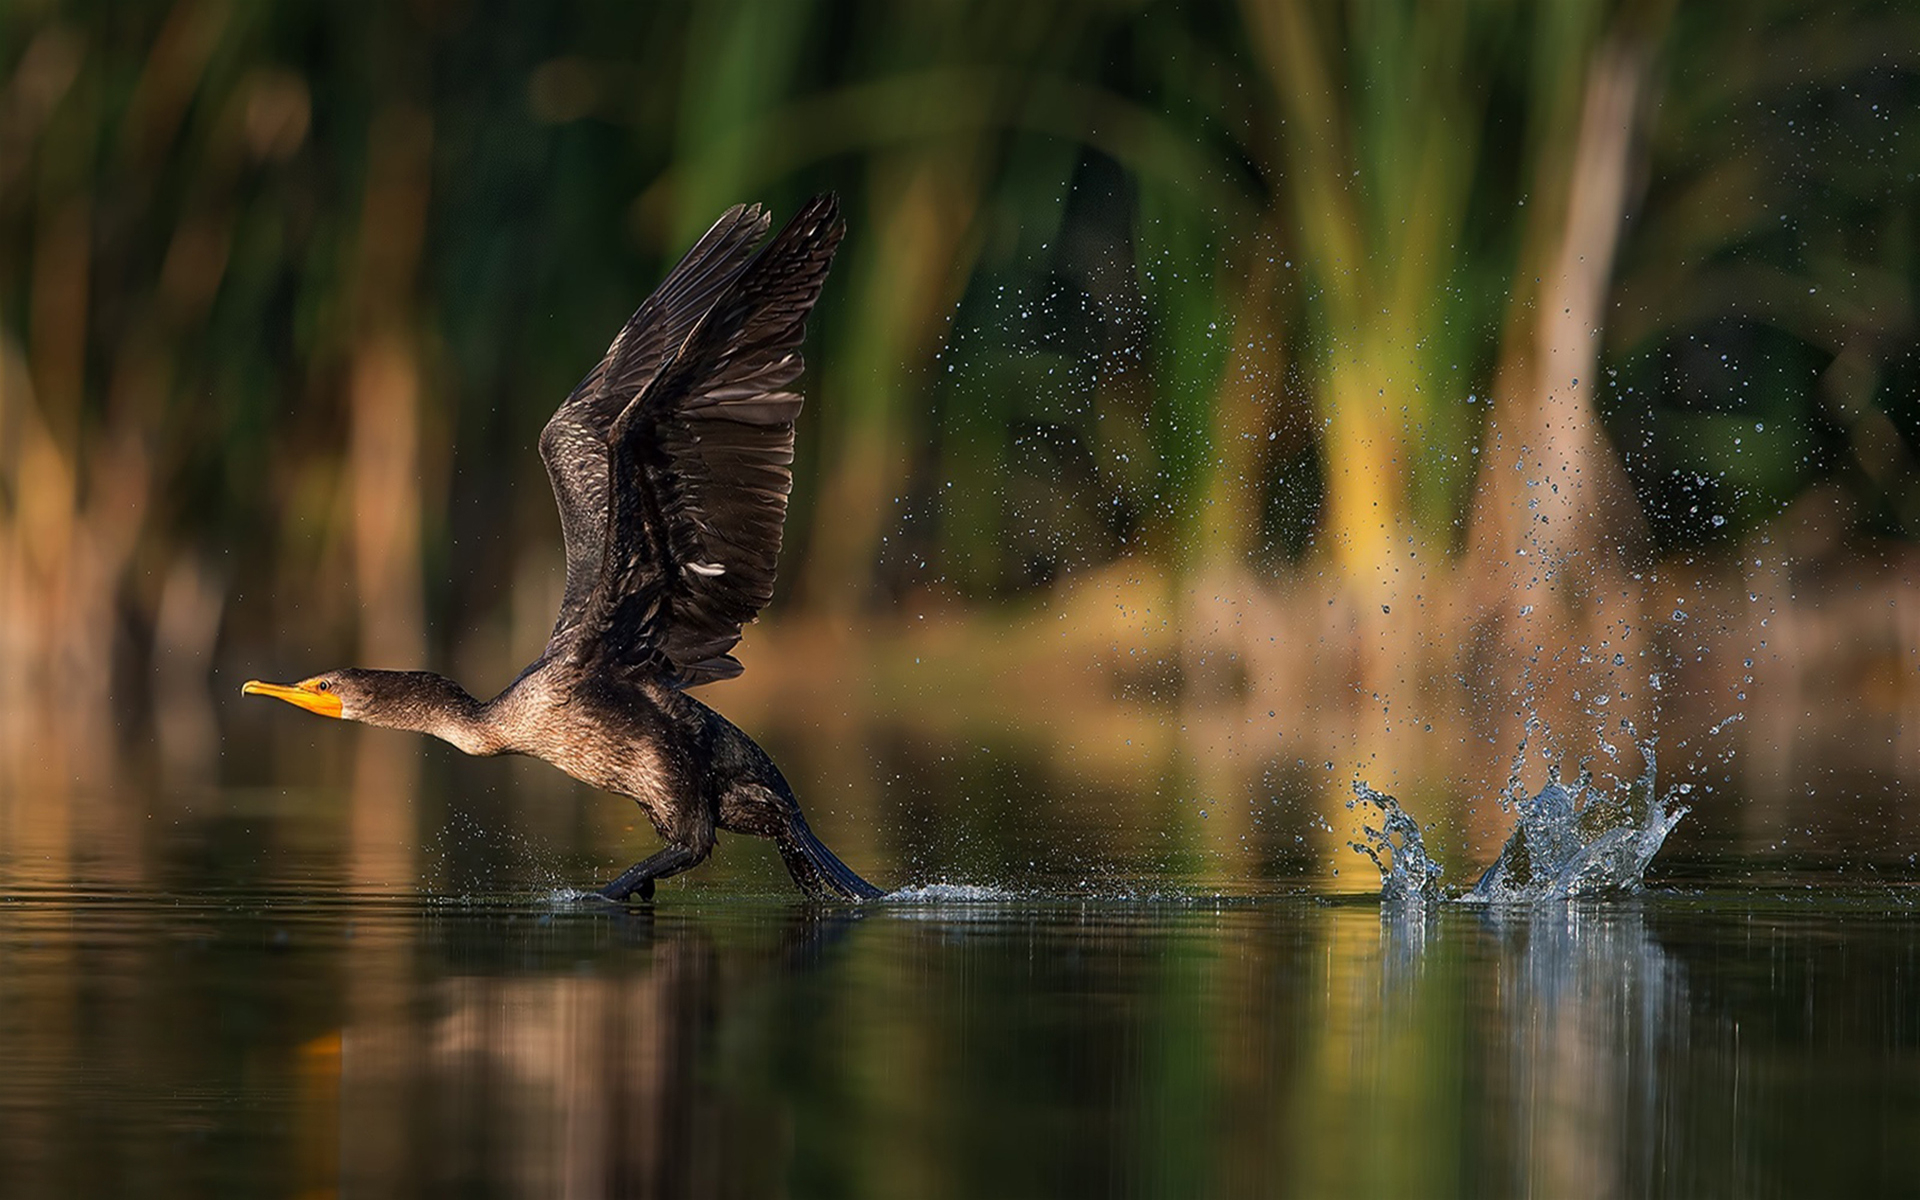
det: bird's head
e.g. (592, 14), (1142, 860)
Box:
(241, 669), (378, 720)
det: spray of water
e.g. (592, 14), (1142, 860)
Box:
(1353, 738), (1687, 907)
(881, 882), (1027, 904)
(1467, 740), (1687, 902)
(1347, 783), (1445, 908)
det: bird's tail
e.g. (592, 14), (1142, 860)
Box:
(777, 813), (885, 902)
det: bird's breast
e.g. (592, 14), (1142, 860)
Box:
(509, 696), (688, 813)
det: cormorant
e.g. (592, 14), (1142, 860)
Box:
(244, 195), (882, 902)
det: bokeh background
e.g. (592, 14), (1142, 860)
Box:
(8, 4), (1920, 1197)
(3, 0), (1919, 885)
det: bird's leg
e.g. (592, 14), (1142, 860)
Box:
(600, 841), (708, 902)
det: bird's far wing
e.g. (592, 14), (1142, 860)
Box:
(575, 194), (844, 687)
(538, 203), (774, 655)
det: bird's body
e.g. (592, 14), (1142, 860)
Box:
(245, 196), (881, 902)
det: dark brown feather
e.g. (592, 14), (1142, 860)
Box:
(566, 194), (845, 686)
(539, 203), (774, 649)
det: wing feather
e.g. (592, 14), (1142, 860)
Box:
(538, 203), (773, 652)
(566, 195), (844, 686)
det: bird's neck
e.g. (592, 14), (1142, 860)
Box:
(419, 697), (509, 757)
(356, 671), (509, 756)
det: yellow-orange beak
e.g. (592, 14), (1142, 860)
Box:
(242, 678), (343, 719)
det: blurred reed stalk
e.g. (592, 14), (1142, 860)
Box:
(345, 104), (433, 668)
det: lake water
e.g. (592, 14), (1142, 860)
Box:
(3, 682), (1919, 1199)
(3, 810), (1920, 1190)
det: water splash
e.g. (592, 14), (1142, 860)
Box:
(1347, 783), (1445, 908)
(1350, 740), (1687, 907)
(881, 882), (1026, 904)
(545, 887), (610, 906)
(1464, 742), (1687, 904)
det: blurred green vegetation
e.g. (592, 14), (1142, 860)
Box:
(0, 0), (1916, 706)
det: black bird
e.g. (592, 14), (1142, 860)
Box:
(244, 196), (883, 902)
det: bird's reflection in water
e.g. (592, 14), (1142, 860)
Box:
(333, 905), (863, 1198)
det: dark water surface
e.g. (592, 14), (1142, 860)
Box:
(4, 862), (1919, 1198)
(5, 698), (1919, 1198)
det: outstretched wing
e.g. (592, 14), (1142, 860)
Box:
(539, 203), (773, 652)
(566, 194), (844, 687)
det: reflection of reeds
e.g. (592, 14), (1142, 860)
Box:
(0, 876), (1861, 1195)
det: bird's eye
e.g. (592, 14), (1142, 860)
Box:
(316, 682), (330, 692)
